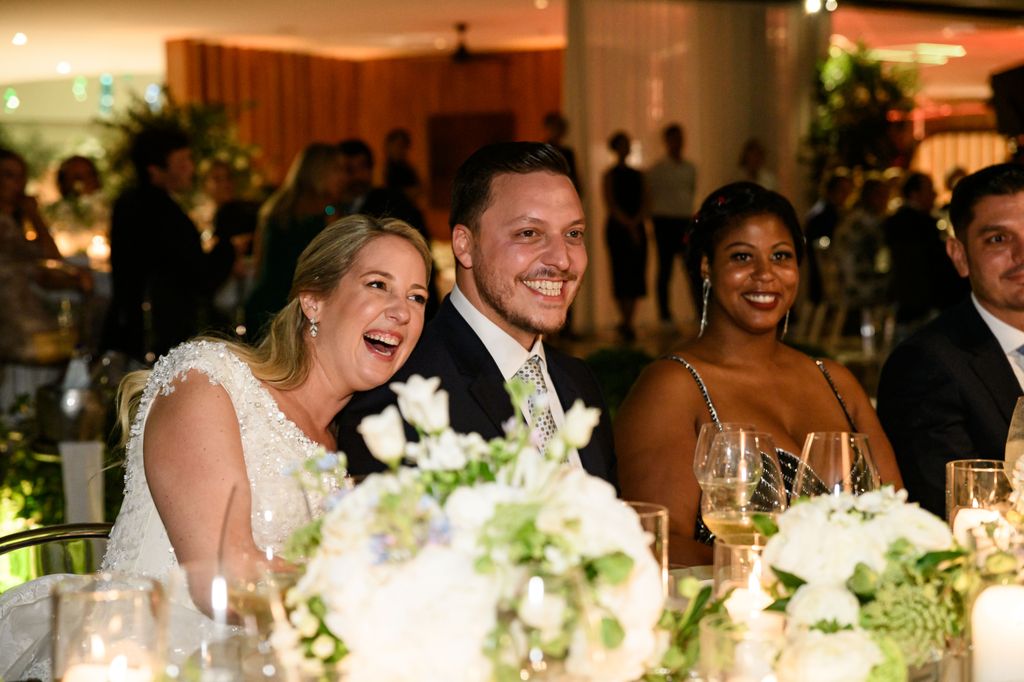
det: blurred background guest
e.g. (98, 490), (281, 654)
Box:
(884, 171), (968, 336)
(736, 137), (777, 191)
(245, 143), (343, 337)
(603, 130), (647, 342)
(383, 127), (423, 203)
(102, 127), (236, 363)
(0, 148), (61, 261)
(646, 122), (696, 326)
(543, 111), (581, 194)
(833, 177), (891, 312)
(804, 171), (854, 305)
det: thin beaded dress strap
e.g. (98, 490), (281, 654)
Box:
(814, 359), (858, 432)
(664, 354), (722, 428)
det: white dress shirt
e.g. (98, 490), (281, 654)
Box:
(972, 293), (1024, 392)
(449, 284), (582, 468)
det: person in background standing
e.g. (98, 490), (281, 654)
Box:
(245, 143), (343, 337)
(646, 123), (697, 325)
(103, 128), (236, 363)
(603, 131), (648, 342)
(383, 127), (423, 203)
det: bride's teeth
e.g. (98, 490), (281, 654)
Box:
(746, 294), (775, 303)
(524, 280), (563, 296)
(364, 332), (399, 346)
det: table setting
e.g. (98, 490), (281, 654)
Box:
(28, 381), (1024, 682)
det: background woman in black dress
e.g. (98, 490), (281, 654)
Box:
(602, 131), (648, 341)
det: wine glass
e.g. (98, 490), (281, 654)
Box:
(794, 432), (879, 498)
(946, 459), (1013, 545)
(699, 431), (786, 543)
(693, 422), (756, 484)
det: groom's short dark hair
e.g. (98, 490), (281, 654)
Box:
(449, 142), (571, 233)
(950, 163), (1024, 240)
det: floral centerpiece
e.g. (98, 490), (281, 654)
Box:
(272, 377), (683, 682)
(757, 488), (967, 681)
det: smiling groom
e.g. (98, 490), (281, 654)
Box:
(336, 142), (617, 485)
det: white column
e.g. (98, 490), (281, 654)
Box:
(565, 0), (829, 334)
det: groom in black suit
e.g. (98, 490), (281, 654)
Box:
(877, 163), (1024, 517)
(336, 142), (617, 485)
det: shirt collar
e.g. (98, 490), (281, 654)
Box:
(449, 284), (545, 381)
(972, 293), (1024, 355)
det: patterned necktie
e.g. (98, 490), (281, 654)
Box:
(515, 355), (558, 451)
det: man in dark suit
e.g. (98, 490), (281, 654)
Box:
(102, 127), (236, 363)
(877, 163), (1024, 517)
(337, 142), (617, 486)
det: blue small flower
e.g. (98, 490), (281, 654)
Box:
(316, 452), (340, 472)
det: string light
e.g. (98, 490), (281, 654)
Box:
(11, 32), (27, 46)
(805, 0), (822, 13)
(56, 61), (71, 75)
(72, 76), (88, 102)
(825, 0), (838, 10)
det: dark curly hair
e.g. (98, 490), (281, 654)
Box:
(685, 182), (805, 300)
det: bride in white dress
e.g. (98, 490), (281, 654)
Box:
(0, 214), (432, 678)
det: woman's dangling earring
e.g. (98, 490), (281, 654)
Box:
(780, 310), (790, 340)
(698, 277), (711, 337)
(309, 317), (319, 338)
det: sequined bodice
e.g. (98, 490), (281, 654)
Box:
(101, 340), (322, 580)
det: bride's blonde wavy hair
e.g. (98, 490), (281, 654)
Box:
(115, 214), (432, 445)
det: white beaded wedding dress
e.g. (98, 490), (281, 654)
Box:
(0, 340), (324, 679)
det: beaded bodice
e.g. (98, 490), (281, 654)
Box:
(101, 340), (322, 580)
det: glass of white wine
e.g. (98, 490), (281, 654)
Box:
(794, 432), (878, 498)
(693, 421), (756, 485)
(699, 431), (786, 543)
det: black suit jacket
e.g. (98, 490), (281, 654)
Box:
(877, 297), (1021, 517)
(103, 185), (235, 362)
(336, 296), (618, 487)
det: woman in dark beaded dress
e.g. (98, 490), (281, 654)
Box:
(615, 182), (902, 566)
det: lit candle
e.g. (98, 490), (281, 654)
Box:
(86, 234), (111, 266)
(723, 563), (773, 623)
(972, 584), (1024, 682)
(951, 506), (1001, 545)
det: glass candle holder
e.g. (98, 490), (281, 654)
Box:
(712, 537), (772, 622)
(53, 573), (164, 681)
(625, 501), (669, 595)
(698, 611), (784, 682)
(945, 459), (1012, 545)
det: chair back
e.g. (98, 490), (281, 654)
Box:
(0, 523), (112, 593)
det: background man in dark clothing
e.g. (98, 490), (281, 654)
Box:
(102, 127), (236, 363)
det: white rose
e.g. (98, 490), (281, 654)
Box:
(390, 375), (449, 433)
(418, 430), (468, 471)
(786, 584), (860, 629)
(765, 510), (887, 586)
(290, 602), (321, 638)
(356, 405), (406, 466)
(561, 400), (601, 449)
(775, 630), (882, 682)
(873, 503), (953, 553)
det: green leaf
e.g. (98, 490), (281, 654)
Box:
(771, 567), (807, 590)
(590, 552), (634, 585)
(752, 513), (779, 537)
(916, 549), (964, 573)
(766, 597), (790, 613)
(601, 616), (626, 649)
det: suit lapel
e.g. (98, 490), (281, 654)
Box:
(962, 302), (1022, 425)
(436, 297), (517, 434)
(546, 345), (601, 472)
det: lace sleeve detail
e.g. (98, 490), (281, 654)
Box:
(102, 340), (244, 577)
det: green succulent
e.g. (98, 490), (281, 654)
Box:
(860, 582), (948, 667)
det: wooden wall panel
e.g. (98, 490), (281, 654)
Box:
(165, 40), (563, 234)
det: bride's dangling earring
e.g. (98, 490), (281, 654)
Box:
(698, 277), (710, 337)
(309, 317), (319, 338)
(780, 309), (790, 340)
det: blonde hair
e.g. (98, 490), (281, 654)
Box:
(115, 214), (432, 444)
(260, 143), (340, 227)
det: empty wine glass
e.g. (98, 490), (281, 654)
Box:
(693, 422), (756, 484)
(794, 432), (879, 498)
(699, 431), (786, 543)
